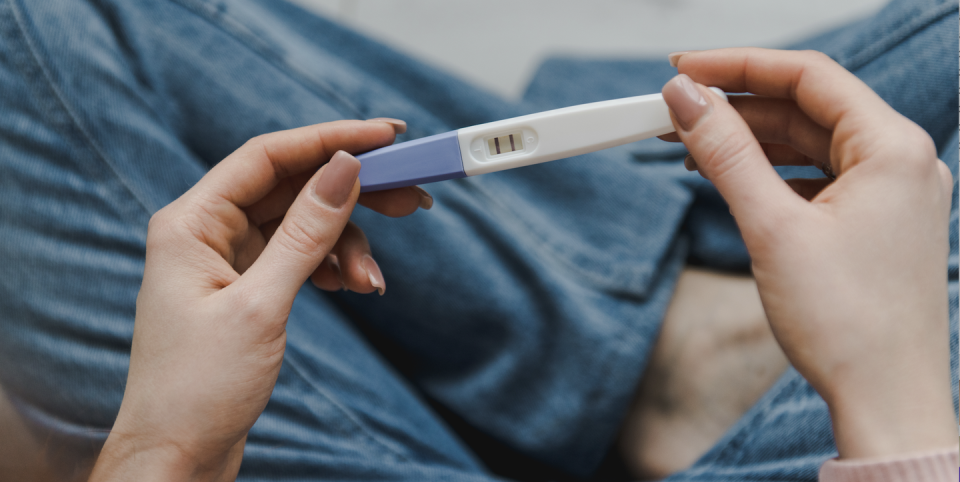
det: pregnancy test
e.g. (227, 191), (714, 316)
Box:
(357, 88), (726, 192)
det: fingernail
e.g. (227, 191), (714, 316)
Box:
(367, 118), (407, 134)
(663, 74), (711, 132)
(325, 254), (347, 291)
(683, 154), (699, 171)
(413, 186), (433, 210)
(361, 255), (386, 296)
(315, 151), (361, 208)
(668, 50), (699, 68)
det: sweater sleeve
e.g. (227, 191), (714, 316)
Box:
(819, 446), (959, 482)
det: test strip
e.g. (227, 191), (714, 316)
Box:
(356, 88), (728, 191)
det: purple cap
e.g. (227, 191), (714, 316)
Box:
(357, 131), (466, 192)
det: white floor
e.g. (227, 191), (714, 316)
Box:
(290, 0), (890, 100)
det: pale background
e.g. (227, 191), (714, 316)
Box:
(290, 0), (890, 100)
(0, 1), (895, 480)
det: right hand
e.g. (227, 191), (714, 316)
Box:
(661, 48), (955, 459)
(90, 119), (426, 481)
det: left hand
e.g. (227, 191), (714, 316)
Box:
(659, 49), (955, 460)
(89, 120), (424, 481)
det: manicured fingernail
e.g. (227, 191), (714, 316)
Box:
(413, 186), (433, 210)
(663, 74), (711, 132)
(668, 50), (699, 68)
(325, 254), (347, 291)
(367, 118), (407, 134)
(315, 151), (361, 208)
(683, 154), (699, 171)
(361, 255), (386, 296)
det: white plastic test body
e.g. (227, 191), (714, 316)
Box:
(356, 88), (727, 192)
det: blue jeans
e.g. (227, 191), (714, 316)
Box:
(0, 0), (956, 480)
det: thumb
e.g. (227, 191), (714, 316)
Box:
(663, 74), (803, 236)
(240, 150), (361, 304)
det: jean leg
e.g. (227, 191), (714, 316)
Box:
(793, 0), (959, 150)
(217, 0), (699, 475)
(520, 0), (958, 479)
(0, 0), (698, 478)
(244, 287), (494, 481)
(0, 1), (493, 480)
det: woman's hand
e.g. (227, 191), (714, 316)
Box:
(89, 119), (426, 481)
(661, 49), (955, 459)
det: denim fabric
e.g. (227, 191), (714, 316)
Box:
(0, 0), (955, 481)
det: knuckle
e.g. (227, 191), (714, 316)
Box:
(883, 123), (938, 172)
(146, 207), (179, 246)
(242, 134), (268, 151)
(802, 50), (834, 66)
(236, 136), (268, 164)
(904, 124), (937, 158)
(276, 219), (326, 259)
(147, 208), (170, 234)
(936, 160), (954, 196)
(701, 132), (755, 178)
(937, 160), (953, 184)
(245, 133), (291, 181)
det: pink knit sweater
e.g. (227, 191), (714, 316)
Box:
(819, 447), (958, 482)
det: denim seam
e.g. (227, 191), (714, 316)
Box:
(281, 349), (417, 466)
(675, 371), (818, 480)
(720, 376), (808, 464)
(454, 177), (683, 297)
(167, 0), (366, 121)
(6, 0), (153, 219)
(840, 2), (958, 72)
(282, 351), (501, 479)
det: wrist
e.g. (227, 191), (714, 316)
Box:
(824, 372), (956, 460)
(90, 429), (245, 482)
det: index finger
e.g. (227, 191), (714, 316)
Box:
(674, 48), (896, 132)
(195, 120), (397, 207)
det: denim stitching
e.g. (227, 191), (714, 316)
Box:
(278, 350), (503, 480)
(674, 372), (821, 480)
(842, 2), (958, 72)
(5, 0), (154, 220)
(168, 0), (366, 121)
(9, 0), (368, 221)
(281, 348), (416, 465)
(454, 177), (682, 297)
(4, 1), (417, 468)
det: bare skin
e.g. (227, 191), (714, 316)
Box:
(619, 268), (788, 480)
